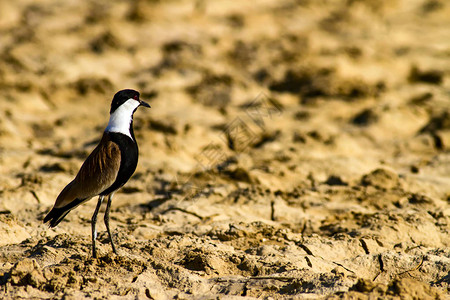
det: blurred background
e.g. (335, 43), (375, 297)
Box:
(0, 0), (449, 298)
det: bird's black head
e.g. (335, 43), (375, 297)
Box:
(110, 89), (150, 114)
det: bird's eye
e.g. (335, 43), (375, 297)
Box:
(133, 95), (138, 100)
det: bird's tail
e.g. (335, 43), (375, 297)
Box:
(43, 207), (72, 228)
(43, 198), (86, 227)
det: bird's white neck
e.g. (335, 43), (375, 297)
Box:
(105, 99), (139, 139)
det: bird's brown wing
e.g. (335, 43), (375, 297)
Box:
(54, 133), (121, 208)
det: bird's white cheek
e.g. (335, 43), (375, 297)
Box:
(105, 99), (139, 138)
(122, 99), (140, 112)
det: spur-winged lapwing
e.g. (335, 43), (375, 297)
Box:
(44, 89), (150, 258)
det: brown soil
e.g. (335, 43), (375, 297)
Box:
(0, 0), (449, 299)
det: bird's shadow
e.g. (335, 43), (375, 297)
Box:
(139, 177), (183, 212)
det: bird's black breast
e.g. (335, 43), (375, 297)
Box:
(100, 132), (138, 195)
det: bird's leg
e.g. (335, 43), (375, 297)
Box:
(91, 196), (104, 258)
(104, 193), (118, 255)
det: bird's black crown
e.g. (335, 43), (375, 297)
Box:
(110, 89), (140, 114)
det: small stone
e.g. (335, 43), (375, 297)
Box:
(10, 258), (45, 288)
(361, 168), (399, 190)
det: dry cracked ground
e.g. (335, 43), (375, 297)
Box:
(0, 0), (450, 299)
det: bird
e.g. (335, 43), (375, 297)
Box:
(43, 89), (150, 258)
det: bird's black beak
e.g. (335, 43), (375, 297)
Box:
(140, 100), (151, 108)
